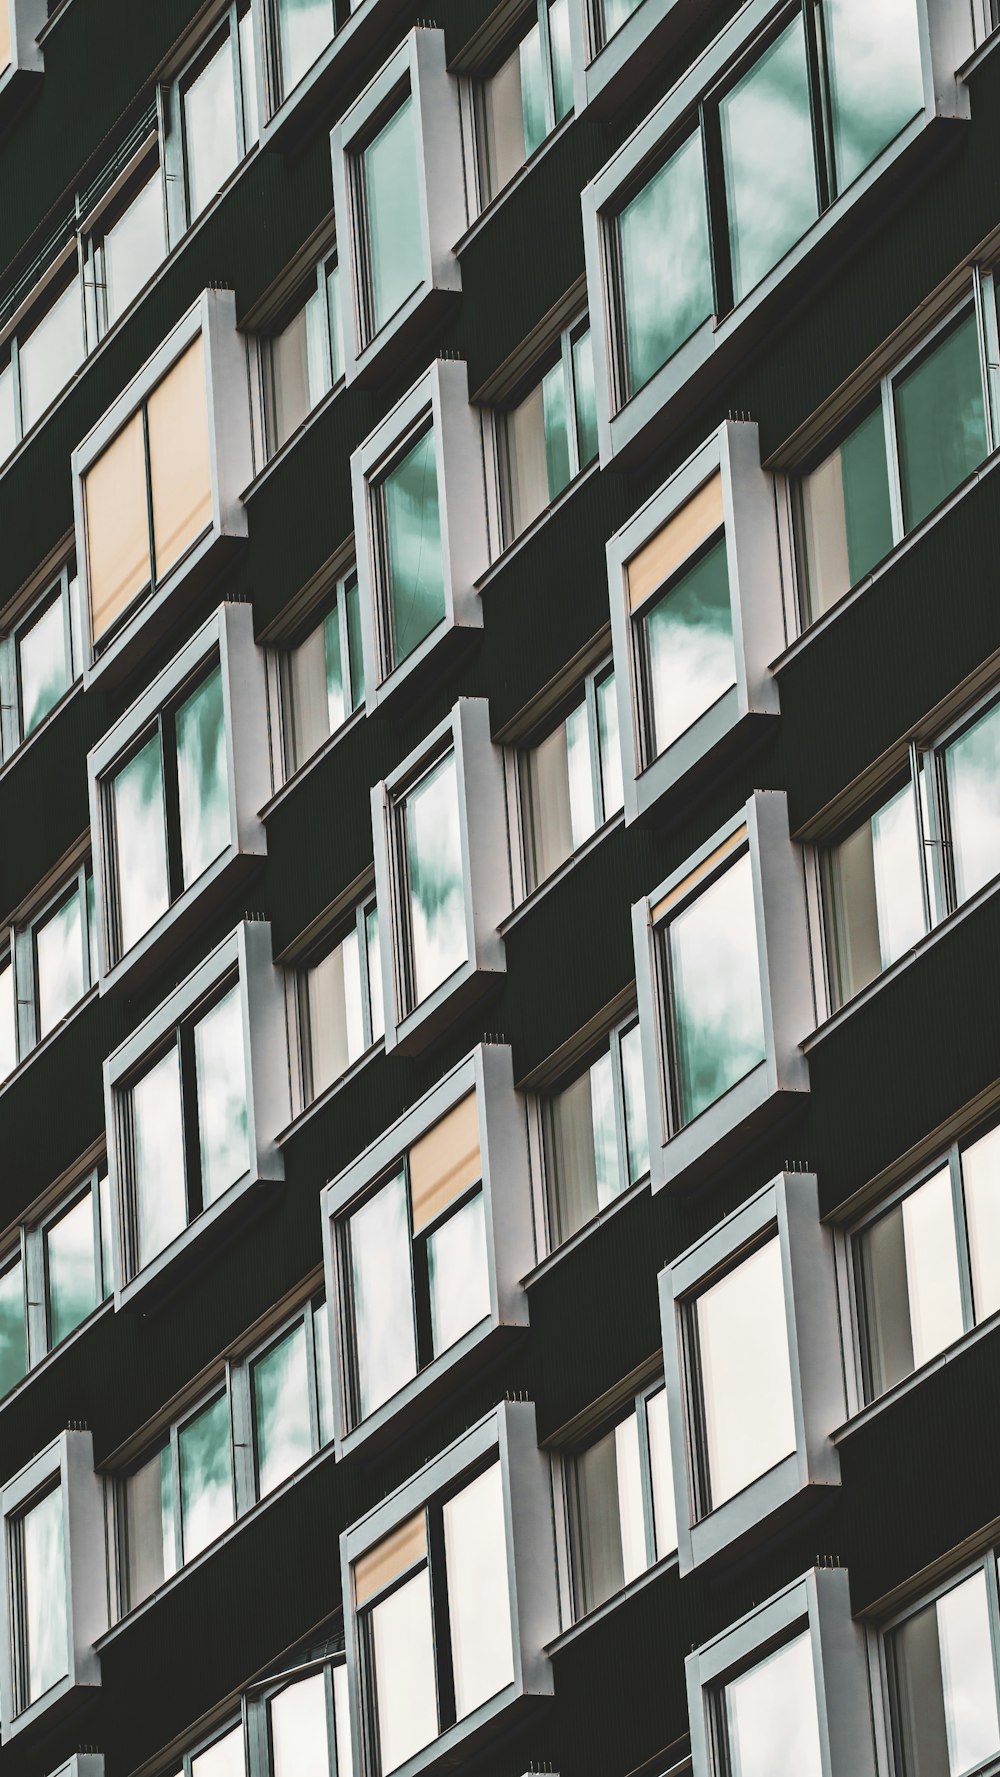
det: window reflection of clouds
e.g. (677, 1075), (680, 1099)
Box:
(350, 1172), (417, 1419)
(184, 37), (239, 224)
(194, 985), (249, 1206)
(720, 17), (818, 305)
(179, 1392), (234, 1561)
(177, 665), (230, 890)
(252, 1320), (311, 1499)
(383, 429), (445, 668)
(645, 538), (735, 756)
(46, 1193), (97, 1348)
(945, 701), (1000, 907)
(363, 98), (422, 337)
(668, 852), (765, 1125)
(404, 752), (467, 1005)
(35, 887), (85, 1038)
(276, 0), (335, 101)
(19, 597), (71, 739)
(0, 1260), (26, 1396)
(824, 0), (923, 194)
(619, 132), (712, 396)
(132, 1046), (186, 1269)
(23, 1487), (68, 1704)
(113, 731), (169, 954)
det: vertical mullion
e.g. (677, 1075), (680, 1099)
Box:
(536, 0), (557, 139)
(324, 1662), (339, 1777)
(90, 1172), (105, 1301)
(231, 4), (248, 163)
(803, 0), (833, 210)
(427, 1513), (456, 1731)
(0, 633), (17, 761)
(584, 672), (603, 830)
(230, 1357), (256, 1515)
(562, 327), (581, 478)
(357, 902), (374, 1051)
(162, 708), (184, 904)
(23, 1221), (45, 1369)
(142, 402), (157, 586)
(608, 1025), (630, 1201)
(338, 578), (353, 719)
(61, 576), (76, 696)
(700, 103), (732, 322)
(407, 1166), (431, 1371)
(78, 861), (91, 998)
(10, 336), (22, 445)
(318, 262), (335, 396)
(984, 1551), (1000, 1732)
(950, 1141), (977, 1335)
(179, 1022), (203, 1222)
(302, 1303), (322, 1456)
(634, 1389), (657, 1570)
(881, 374), (905, 546)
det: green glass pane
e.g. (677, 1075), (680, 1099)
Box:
(945, 699), (1000, 906)
(404, 750), (467, 1004)
(895, 311), (987, 532)
(276, 0), (335, 99)
(841, 406), (894, 583)
(132, 1045), (186, 1271)
(573, 328), (598, 468)
(541, 358), (571, 502)
(668, 852), (765, 1125)
(35, 884), (85, 1038)
(22, 1486), (68, 1703)
(312, 1300), (334, 1446)
(549, 0), (574, 123)
(549, 1048), (621, 1242)
(112, 730), (169, 954)
(98, 1169), (114, 1298)
(46, 1192), (97, 1348)
(176, 663), (230, 889)
(0, 1260), (26, 1397)
(345, 573), (364, 711)
(621, 1022), (649, 1184)
(19, 593), (71, 738)
(362, 96), (422, 336)
(823, 0), (923, 194)
(323, 605), (347, 732)
(0, 957), (15, 1080)
(252, 1320), (311, 1498)
(383, 429), (445, 668)
(619, 132), (712, 396)
(520, 20), (548, 160)
(644, 536), (735, 756)
(720, 15), (818, 305)
(179, 1392), (234, 1561)
(195, 984), (249, 1206)
(601, 0), (644, 43)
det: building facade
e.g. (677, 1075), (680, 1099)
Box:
(0, 0), (996, 1775)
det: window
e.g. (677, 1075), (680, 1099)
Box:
(591, 0), (643, 52)
(298, 894), (383, 1100)
(613, 128), (714, 401)
(0, 562), (81, 761)
(797, 291), (994, 620)
(543, 1014), (648, 1247)
(358, 92), (422, 342)
(0, 263), (85, 459)
(0, 1166), (112, 1395)
(121, 1292), (332, 1610)
(824, 685), (1000, 1008)
(280, 570), (363, 774)
(11, 1484), (68, 1709)
(477, 0), (573, 203)
(105, 922), (287, 1302)
(691, 1237), (794, 1508)
(323, 1045), (532, 1454)
(179, 2), (259, 225)
(178, 1724), (246, 1777)
(498, 318), (597, 542)
(885, 1561), (1000, 1777)
(520, 660), (622, 891)
(84, 160), (166, 340)
(263, 254), (343, 455)
(401, 748), (466, 1008)
(568, 1380), (675, 1617)
(259, 1658), (352, 1777)
(374, 423), (445, 672)
(718, 1630), (822, 1777)
(0, 856), (97, 1085)
(851, 1119), (1000, 1403)
(270, 0), (336, 104)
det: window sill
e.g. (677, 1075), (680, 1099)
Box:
(834, 1306), (1000, 1445)
(522, 1174), (650, 1289)
(499, 808), (625, 936)
(477, 458), (601, 594)
(455, 113), (577, 257)
(260, 706), (367, 823)
(0, 676), (82, 788)
(276, 1037), (384, 1147)
(0, 983), (97, 1103)
(97, 1439), (337, 1647)
(241, 376), (346, 504)
(546, 1549), (679, 1656)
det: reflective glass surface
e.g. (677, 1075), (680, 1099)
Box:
(125, 1440), (177, 1605)
(646, 1387), (676, 1557)
(944, 699), (1000, 906)
(46, 1192), (97, 1348)
(525, 694), (596, 888)
(179, 1391), (234, 1560)
(288, 577), (359, 769)
(721, 17), (817, 305)
(507, 357), (572, 538)
(600, 0), (643, 42)
(113, 731), (169, 955)
(403, 750), (467, 1006)
(573, 326), (598, 468)
(644, 536), (735, 756)
(962, 1124), (1000, 1324)
(860, 1165), (963, 1397)
(276, 0), (335, 98)
(550, 0), (573, 121)
(824, 0), (923, 193)
(239, 5), (258, 147)
(267, 276), (332, 453)
(270, 1671), (330, 1777)
(828, 782), (926, 1004)
(184, 32), (239, 222)
(35, 883), (85, 1038)
(668, 852), (765, 1125)
(0, 1258), (25, 1397)
(131, 1045), (187, 1269)
(895, 311), (988, 532)
(427, 1191), (490, 1356)
(549, 1048), (620, 1243)
(19, 593), (72, 739)
(366, 903), (384, 1043)
(22, 1486), (68, 1704)
(619, 132), (712, 396)
(252, 1320), (311, 1498)
(192, 1725), (245, 1777)
(362, 96), (422, 337)
(370, 1568), (438, 1774)
(0, 954), (15, 1079)
(350, 1172), (417, 1419)
(19, 280), (85, 434)
(799, 405), (893, 618)
(103, 173), (166, 327)
(723, 1631), (822, 1777)
(696, 1237), (796, 1506)
(382, 427), (445, 668)
(444, 1465), (515, 1718)
(574, 1408), (646, 1613)
(892, 1570), (1000, 1777)
(177, 664), (230, 889)
(622, 1022), (649, 1185)
(313, 1298), (334, 1447)
(0, 359), (15, 461)
(195, 984), (250, 1206)
(597, 669), (623, 817)
(306, 925), (365, 1097)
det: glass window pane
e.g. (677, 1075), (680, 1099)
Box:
(823, 0), (923, 193)
(252, 1320), (311, 1498)
(403, 750), (467, 1005)
(46, 1192), (97, 1348)
(619, 132), (712, 396)
(507, 379), (550, 539)
(131, 1044), (187, 1270)
(799, 405), (894, 619)
(444, 1464), (515, 1718)
(944, 699), (1000, 906)
(179, 1391), (234, 1561)
(18, 593), (72, 739)
(0, 358), (16, 462)
(483, 40), (529, 197)
(326, 260), (344, 385)
(892, 1570), (1000, 1777)
(573, 1409), (645, 1614)
(103, 172), (166, 327)
(597, 670), (623, 818)
(85, 410), (151, 642)
(333, 1662), (352, 1777)
(0, 954), (15, 1080)
(621, 1022), (649, 1185)
(270, 1672), (330, 1777)
(125, 1441), (176, 1606)
(723, 1631), (822, 1777)
(349, 1172), (417, 1419)
(601, 0), (643, 41)
(195, 984), (250, 1206)
(720, 17), (818, 305)
(895, 310), (988, 532)
(426, 1190), (491, 1356)
(962, 1124), (1000, 1324)
(646, 1387), (677, 1558)
(366, 902), (384, 1044)
(644, 536), (735, 756)
(268, 301), (313, 453)
(549, 0), (573, 122)
(313, 1299), (334, 1447)
(346, 571), (364, 710)
(306, 925), (365, 1097)
(192, 1725), (245, 1777)
(19, 280), (84, 434)
(276, 0), (335, 99)
(860, 1166), (963, 1397)
(112, 730), (170, 955)
(239, 5), (258, 148)
(519, 18), (548, 160)
(382, 427), (445, 668)
(696, 1237), (796, 1507)
(371, 1567), (437, 1773)
(362, 96), (423, 337)
(176, 663), (230, 889)
(525, 696), (596, 889)
(668, 852), (765, 1125)
(541, 357), (571, 503)
(548, 1049), (621, 1243)
(828, 783), (926, 1004)
(98, 1167), (113, 1297)
(35, 884), (85, 1038)
(184, 32), (239, 222)
(21, 1487), (68, 1704)
(572, 326), (598, 468)
(148, 333), (213, 582)
(0, 1258), (25, 1397)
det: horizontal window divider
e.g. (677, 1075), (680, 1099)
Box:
(258, 705), (366, 821)
(498, 809), (625, 933)
(475, 459), (601, 592)
(454, 110), (577, 255)
(545, 1547), (680, 1655)
(239, 374), (346, 503)
(276, 1037), (384, 1146)
(833, 1306), (1000, 1447)
(522, 1174), (650, 1290)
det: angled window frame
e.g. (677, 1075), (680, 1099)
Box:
(566, 0), (702, 118)
(633, 792), (812, 1193)
(160, 0), (264, 248)
(103, 920), (288, 1311)
(0, 1430), (105, 1739)
(342, 1400), (557, 1777)
(608, 420), (782, 825)
(352, 357), (487, 713)
(321, 1043), (533, 1459)
(72, 288), (253, 690)
(252, 231), (345, 464)
(0, 243), (86, 455)
(80, 138), (167, 349)
(660, 1171), (842, 1575)
(291, 884), (383, 1112)
(0, 557), (82, 765)
(88, 602), (269, 997)
(371, 698), (509, 1055)
(243, 1639), (352, 1777)
(261, 548), (365, 793)
(0, 844), (98, 1088)
(464, 0), (576, 217)
(331, 26), (465, 386)
(686, 1567), (877, 1777)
